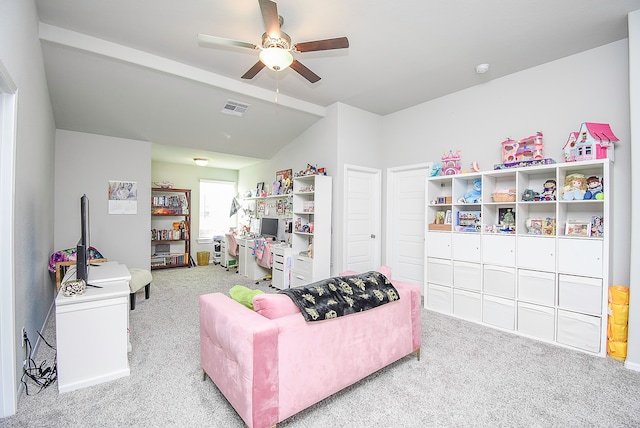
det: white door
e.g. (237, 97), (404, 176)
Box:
(387, 164), (430, 287)
(344, 165), (381, 273)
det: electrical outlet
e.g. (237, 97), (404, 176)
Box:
(21, 327), (26, 348)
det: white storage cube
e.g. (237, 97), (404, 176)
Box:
(518, 269), (555, 306)
(558, 275), (602, 315)
(427, 258), (452, 286)
(557, 310), (601, 353)
(518, 236), (556, 271)
(426, 232), (452, 259)
(453, 261), (481, 291)
(452, 233), (481, 262)
(483, 265), (515, 298)
(482, 234), (516, 266)
(517, 302), (555, 341)
(558, 239), (603, 277)
(426, 283), (452, 313)
(453, 289), (481, 322)
(482, 295), (515, 330)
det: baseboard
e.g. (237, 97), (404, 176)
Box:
(624, 359), (640, 372)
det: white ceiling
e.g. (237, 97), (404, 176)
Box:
(35, 0), (640, 169)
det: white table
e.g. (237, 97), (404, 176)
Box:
(55, 262), (131, 393)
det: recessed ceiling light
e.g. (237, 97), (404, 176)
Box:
(476, 63), (490, 74)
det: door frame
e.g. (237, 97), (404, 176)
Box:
(385, 162), (431, 284)
(342, 164), (382, 272)
(0, 60), (18, 417)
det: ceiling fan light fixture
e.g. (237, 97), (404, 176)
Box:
(194, 158), (209, 167)
(259, 47), (293, 71)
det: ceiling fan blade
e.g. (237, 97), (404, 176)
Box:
(241, 61), (266, 79)
(294, 37), (349, 53)
(258, 0), (281, 38)
(290, 60), (321, 83)
(197, 33), (258, 50)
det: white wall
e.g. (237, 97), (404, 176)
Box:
(382, 40), (631, 287)
(54, 130), (151, 270)
(626, 9), (640, 371)
(0, 0), (57, 415)
(152, 160), (238, 256)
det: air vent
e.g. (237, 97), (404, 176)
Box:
(221, 99), (250, 117)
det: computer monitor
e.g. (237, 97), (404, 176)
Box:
(260, 217), (278, 239)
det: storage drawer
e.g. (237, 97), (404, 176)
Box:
(273, 252), (285, 265)
(518, 269), (555, 306)
(482, 295), (515, 330)
(557, 310), (601, 353)
(558, 275), (602, 315)
(453, 261), (481, 291)
(271, 267), (285, 290)
(453, 289), (481, 322)
(483, 265), (515, 298)
(427, 258), (451, 286)
(426, 283), (452, 313)
(290, 272), (311, 288)
(292, 256), (313, 276)
(517, 302), (555, 341)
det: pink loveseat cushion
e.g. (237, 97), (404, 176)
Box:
(253, 293), (300, 319)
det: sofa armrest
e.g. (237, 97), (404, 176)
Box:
(390, 280), (422, 353)
(199, 293), (279, 428)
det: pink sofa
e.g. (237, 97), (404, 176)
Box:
(199, 277), (421, 428)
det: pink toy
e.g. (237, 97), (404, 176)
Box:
(441, 150), (461, 175)
(502, 132), (544, 164)
(563, 122), (618, 162)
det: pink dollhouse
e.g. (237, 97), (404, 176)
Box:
(501, 132), (544, 164)
(441, 150), (461, 175)
(563, 122), (618, 162)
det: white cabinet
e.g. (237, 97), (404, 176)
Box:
(424, 159), (610, 356)
(271, 245), (292, 290)
(291, 175), (332, 286)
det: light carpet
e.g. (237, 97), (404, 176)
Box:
(3, 264), (640, 427)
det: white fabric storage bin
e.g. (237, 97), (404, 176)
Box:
(453, 261), (481, 291)
(557, 310), (601, 353)
(517, 302), (555, 341)
(426, 283), (452, 313)
(558, 275), (602, 315)
(483, 265), (515, 298)
(482, 295), (515, 330)
(518, 269), (555, 306)
(427, 258), (452, 286)
(453, 289), (481, 322)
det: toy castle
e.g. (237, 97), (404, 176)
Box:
(441, 150), (461, 175)
(563, 122), (618, 162)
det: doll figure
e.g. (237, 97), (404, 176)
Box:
(563, 174), (587, 200)
(584, 176), (604, 200)
(540, 179), (556, 201)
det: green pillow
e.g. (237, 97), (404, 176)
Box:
(229, 285), (264, 310)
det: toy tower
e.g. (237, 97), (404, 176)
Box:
(441, 150), (461, 175)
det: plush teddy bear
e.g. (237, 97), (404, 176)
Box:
(459, 179), (482, 203)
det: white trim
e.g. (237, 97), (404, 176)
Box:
(342, 164), (382, 272)
(0, 60), (18, 417)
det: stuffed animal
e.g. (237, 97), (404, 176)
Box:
(521, 189), (539, 201)
(540, 179), (556, 201)
(459, 179), (482, 203)
(430, 162), (442, 177)
(584, 176), (604, 200)
(563, 173), (587, 200)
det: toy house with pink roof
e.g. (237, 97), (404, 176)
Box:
(563, 122), (618, 162)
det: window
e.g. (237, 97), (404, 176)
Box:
(199, 180), (236, 240)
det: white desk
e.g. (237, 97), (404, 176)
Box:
(55, 262), (131, 393)
(237, 237), (270, 280)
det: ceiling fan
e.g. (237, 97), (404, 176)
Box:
(197, 0), (349, 83)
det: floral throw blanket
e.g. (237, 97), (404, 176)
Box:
(279, 271), (400, 322)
